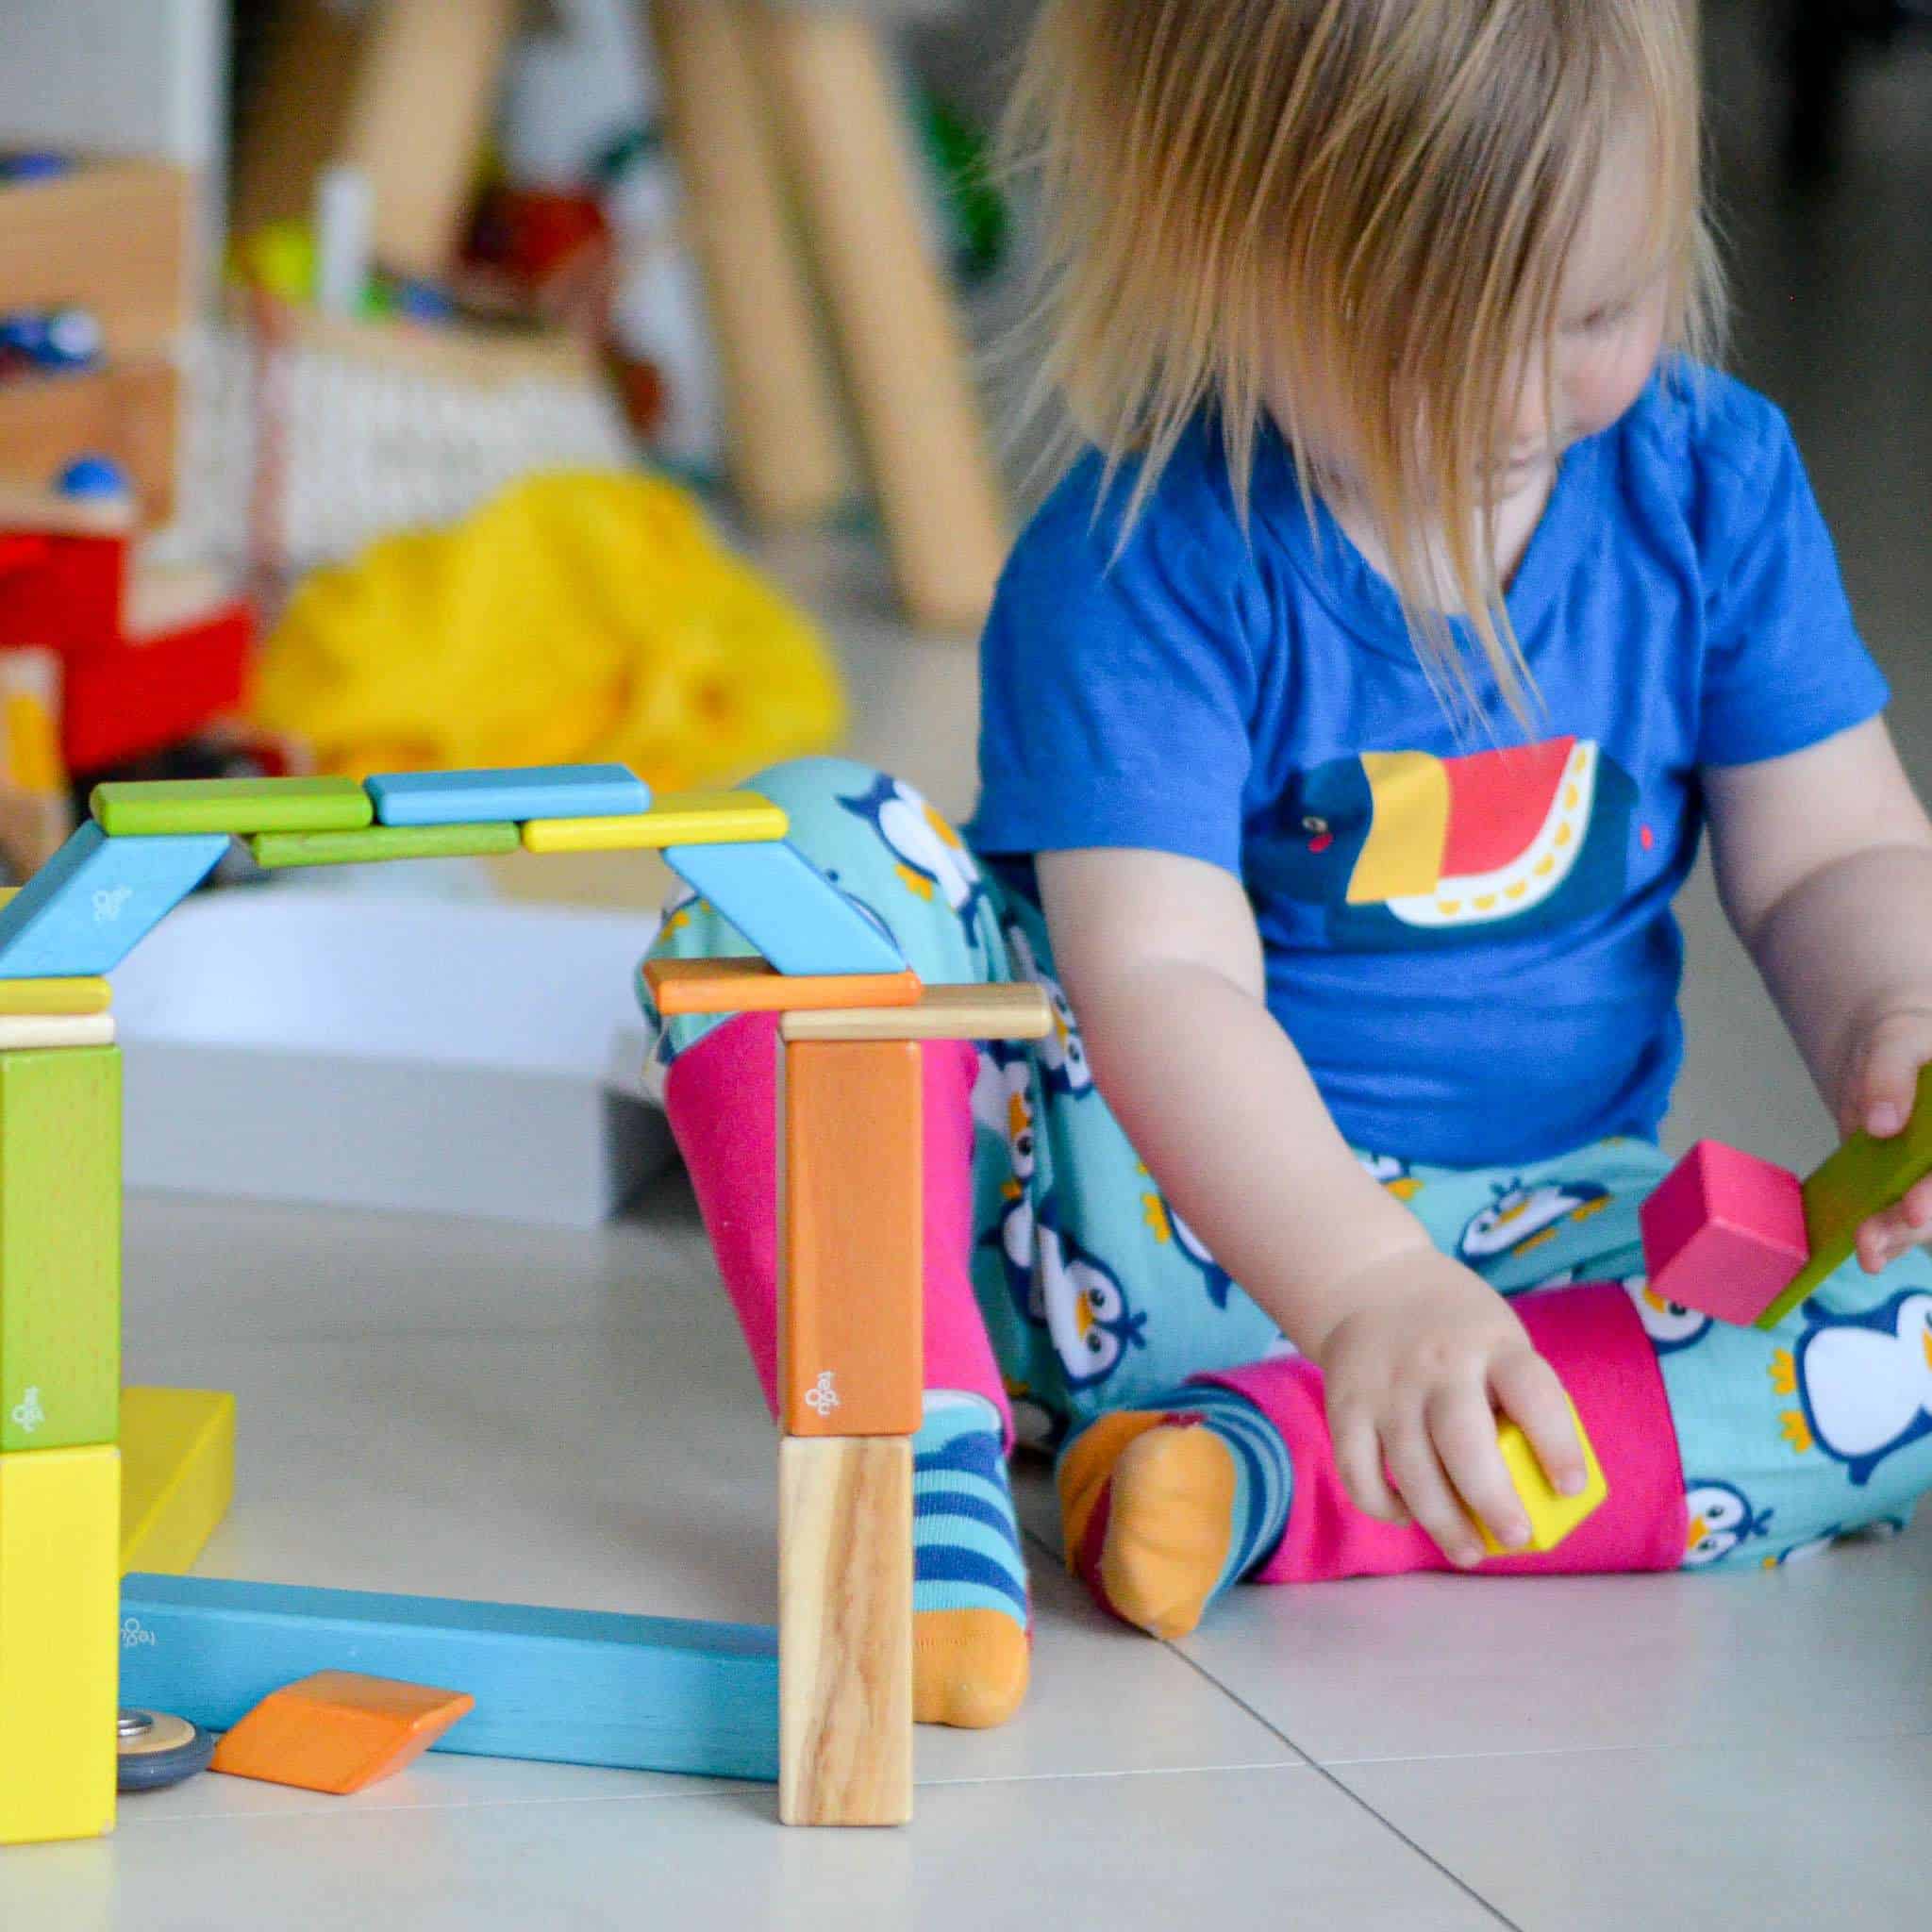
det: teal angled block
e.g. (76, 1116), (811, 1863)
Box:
(119, 1574), (779, 1782)
(368, 765), (651, 826)
(0, 824), (228, 976)
(664, 840), (908, 975)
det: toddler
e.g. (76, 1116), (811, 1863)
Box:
(641, 0), (1932, 1730)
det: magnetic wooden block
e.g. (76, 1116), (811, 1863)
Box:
(1476, 1398), (1608, 1557)
(523, 790), (788, 854)
(782, 983), (1055, 1043)
(1640, 1140), (1810, 1326)
(780, 1040), (924, 1438)
(0, 823), (226, 976)
(210, 1671), (476, 1794)
(645, 956), (922, 1018)
(368, 764), (650, 827)
(0, 1013), (115, 1049)
(249, 823), (520, 869)
(665, 841), (908, 976)
(0, 977), (110, 1017)
(779, 1437), (913, 1827)
(0, 1445), (120, 1844)
(92, 776), (373, 839)
(62, 600), (254, 774)
(120, 1388), (236, 1576)
(120, 1574), (779, 1781)
(0, 1044), (121, 1455)
(1759, 1061), (1932, 1328)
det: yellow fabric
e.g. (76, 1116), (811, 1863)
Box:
(254, 471), (847, 791)
(1351, 751), (1451, 904)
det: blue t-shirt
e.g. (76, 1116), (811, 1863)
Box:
(971, 368), (1890, 1167)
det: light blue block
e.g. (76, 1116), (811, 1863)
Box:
(368, 765), (652, 826)
(664, 840), (908, 975)
(0, 823), (228, 976)
(120, 1574), (779, 1782)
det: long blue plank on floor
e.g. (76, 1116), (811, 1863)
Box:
(0, 822), (229, 976)
(664, 839), (908, 976)
(119, 1574), (779, 1781)
(367, 764), (652, 826)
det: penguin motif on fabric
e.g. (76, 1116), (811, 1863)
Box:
(1626, 1276), (1715, 1355)
(1682, 1480), (1774, 1567)
(1034, 1208), (1148, 1391)
(1141, 1186), (1237, 1309)
(1761, 1531), (1839, 1569)
(975, 1049), (1046, 1330)
(1359, 1152), (1424, 1202)
(1004, 924), (1093, 1099)
(1457, 1178), (1612, 1265)
(839, 774), (990, 925)
(1770, 1291), (1932, 1487)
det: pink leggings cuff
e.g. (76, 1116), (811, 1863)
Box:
(1199, 1283), (1689, 1581)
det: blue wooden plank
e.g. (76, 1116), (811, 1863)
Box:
(368, 765), (652, 826)
(0, 823), (228, 976)
(118, 1574), (778, 1782)
(663, 841), (907, 976)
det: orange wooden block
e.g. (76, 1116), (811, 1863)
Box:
(645, 956), (923, 1018)
(208, 1671), (475, 1794)
(780, 1039), (924, 1437)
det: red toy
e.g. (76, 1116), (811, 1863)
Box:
(1639, 1139), (1809, 1326)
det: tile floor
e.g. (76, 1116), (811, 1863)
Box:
(7, 4), (1932, 1924)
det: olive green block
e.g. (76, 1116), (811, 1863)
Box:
(249, 823), (520, 869)
(0, 1046), (120, 1454)
(92, 776), (375, 838)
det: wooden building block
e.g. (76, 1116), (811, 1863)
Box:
(119, 1574), (780, 1782)
(92, 776), (372, 839)
(1640, 1141), (1810, 1327)
(210, 1671), (476, 1795)
(0, 1013), (114, 1050)
(0, 1444), (120, 1844)
(1759, 1062), (1932, 1328)
(524, 790), (787, 854)
(250, 823), (519, 869)
(645, 956), (921, 1019)
(61, 598), (254, 774)
(0, 823), (226, 976)
(0, 1044), (120, 1455)
(780, 1040), (924, 1438)
(779, 1437), (912, 1827)
(0, 361), (180, 525)
(0, 977), (110, 1017)
(1477, 1399), (1608, 1557)
(664, 841), (908, 977)
(120, 1388), (236, 1576)
(782, 984), (1055, 1043)
(368, 764), (650, 827)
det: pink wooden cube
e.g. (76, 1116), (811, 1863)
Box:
(1639, 1141), (1809, 1326)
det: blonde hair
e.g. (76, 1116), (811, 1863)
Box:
(1003, 0), (1726, 727)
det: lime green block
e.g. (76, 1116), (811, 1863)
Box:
(250, 823), (520, 869)
(0, 1046), (120, 1454)
(1758, 1062), (1932, 1329)
(92, 776), (375, 838)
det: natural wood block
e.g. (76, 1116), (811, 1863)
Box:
(0, 1014), (114, 1050)
(645, 956), (922, 1018)
(210, 1670), (476, 1795)
(779, 1437), (912, 1827)
(0, 978), (110, 1018)
(0, 361), (180, 524)
(120, 1387), (236, 1576)
(781, 984), (1054, 1043)
(780, 1041), (924, 1437)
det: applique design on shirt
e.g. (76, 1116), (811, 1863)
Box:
(1252, 736), (1637, 949)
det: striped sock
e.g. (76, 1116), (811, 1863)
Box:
(912, 1393), (1031, 1729)
(1058, 1383), (1292, 1639)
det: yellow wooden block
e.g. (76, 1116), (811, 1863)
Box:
(1478, 1398), (1607, 1557)
(0, 978), (110, 1018)
(120, 1387), (236, 1576)
(521, 791), (788, 853)
(0, 1445), (119, 1843)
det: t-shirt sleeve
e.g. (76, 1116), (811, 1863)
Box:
(1696, 394), (1890, 767)
(971, 454), (1259, 874)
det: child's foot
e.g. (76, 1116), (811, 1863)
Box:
(1058, 1385), (1291, 1639)
(913, 1394), (1031, 1728)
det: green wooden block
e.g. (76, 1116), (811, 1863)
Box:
(0, 1046), (120, 1454)
(1757, 1063), (1932, 1329)
(92, 777), (375, 839)
(249, 823), (520, 869)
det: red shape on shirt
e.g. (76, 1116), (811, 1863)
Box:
(1439, 737), (1577, 878)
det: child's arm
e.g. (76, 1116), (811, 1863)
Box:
(1038, 845), (1591, 1566)
(1707, 714), (1932, 1269)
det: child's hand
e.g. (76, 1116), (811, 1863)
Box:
(1838, 1004), (1932, 1273)
(1313, 1248), (1589, 1568)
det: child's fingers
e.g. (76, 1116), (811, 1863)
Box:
(1331, 1405), (1407, 1524)
(1426, 1383), (1528, 1551)
(1856, 1180), (1932, 1272)
(1384, 1419), (1486, 1568)
(1847, 1024), (1931, 1140)
(1490, 1348), (1591, 1498)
